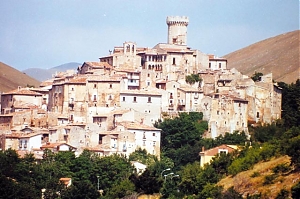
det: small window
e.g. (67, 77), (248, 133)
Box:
(123, 97), (125, 101)
(219, 63), (221, 68)
(148, 97), (151, 103)
(209, 63), (211, 68)
(94, 84), (97, 88)
(109, 84), (112, 89)
(71, 88), (74, 91)
(256, 112), (259, 118)
(93, 95), (97, 101)
(133, 97), (137, 102)
(153, 133), (155, 136)
(147, 73), (150, 77)
(172, 57), (176, 65)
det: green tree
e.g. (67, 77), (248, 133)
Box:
(278, 80), (300, 128)
(154, 112), (207, 168)
(130, 168), (163, 194)
(197, 183), (222, 199)
(251, 72), (263, 82)
(185, 74), (202, 85)
(285, 135), (300, 169)
(61, 181), (99, 199)
(129, 148), (157, 166)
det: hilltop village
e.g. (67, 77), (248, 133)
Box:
(0, 16), (282, 159)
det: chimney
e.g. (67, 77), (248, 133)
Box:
(202, 146), (205, 152)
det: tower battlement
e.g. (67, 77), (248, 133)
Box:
(166, 16), (189, 26)
(166, 16), (189, 45)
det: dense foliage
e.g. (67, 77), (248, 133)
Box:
(278, 80), (300, 128)
(250, 72), (264, 82)
(185, 74), (202, 85)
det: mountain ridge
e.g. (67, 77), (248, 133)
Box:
(22, 62), (80, 81)
(0, 62), (40, 93)
(224, 30), (300, 83)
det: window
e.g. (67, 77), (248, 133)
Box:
(219, 63), (221, 68)
(93, 95), (97, 101)
(143, 132), (146, 139)
(108, 95), (112, 100)
(123, 97), (125, 101)
(71, 87), (74, 91)
(256, 112), (260, 118)
(148, 97), (151, 103)
(153, 133), (155, 136)
(133, 97), (137, 102)
(147, 73), (150, 77)
(172, 57), (176, 65)
(153, 141), (156, 146)
(94, 84), (97, 88)
(109, 84), (112, 89)
(209, 63), (211, 68)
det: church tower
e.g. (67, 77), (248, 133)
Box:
(166, 16), (189, 45)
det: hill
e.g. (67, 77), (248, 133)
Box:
(0, 62), (40, 93)
(224, 30), (300, 84)
(218, 156), (300, 198)
(22, 62), (80, 81)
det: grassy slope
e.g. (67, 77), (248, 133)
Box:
(218, 155), (300, 198)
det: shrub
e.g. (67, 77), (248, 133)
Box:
(250, 171), (260, 178)
(272, 163), (291, 174)
(275, 189), (289, 199)
(263, 174), (277, 185)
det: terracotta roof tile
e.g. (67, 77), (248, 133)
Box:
(120, 121), (160, 131)
(2, 88), (43, 96)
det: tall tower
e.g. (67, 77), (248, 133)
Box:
(166, 16), (189, 45)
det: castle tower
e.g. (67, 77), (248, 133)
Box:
(166, 16), (189, 45)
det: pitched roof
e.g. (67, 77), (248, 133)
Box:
(120, 121), (160, 131)
(120, 89), (161, 96)
(40, 142), (77, 149)
(84, 61), (112, 69)
(2, 88), (43, 96)
(199, 144), (237, 156)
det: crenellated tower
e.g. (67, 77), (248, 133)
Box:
(166, 16), (189, 45)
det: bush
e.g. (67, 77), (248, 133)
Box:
(275, 189), (289, 199)
(272, 163), (291, 174)
(250, 172), (260, 178)
(263, 174), (277, 185)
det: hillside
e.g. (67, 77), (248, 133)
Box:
(218, 156), (300, 198)
(22, 62), (80, 81)
(0, 62), (40, 93)
(224, 30), (300, 84)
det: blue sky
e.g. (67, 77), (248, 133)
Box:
(0, 0), (299, 71)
